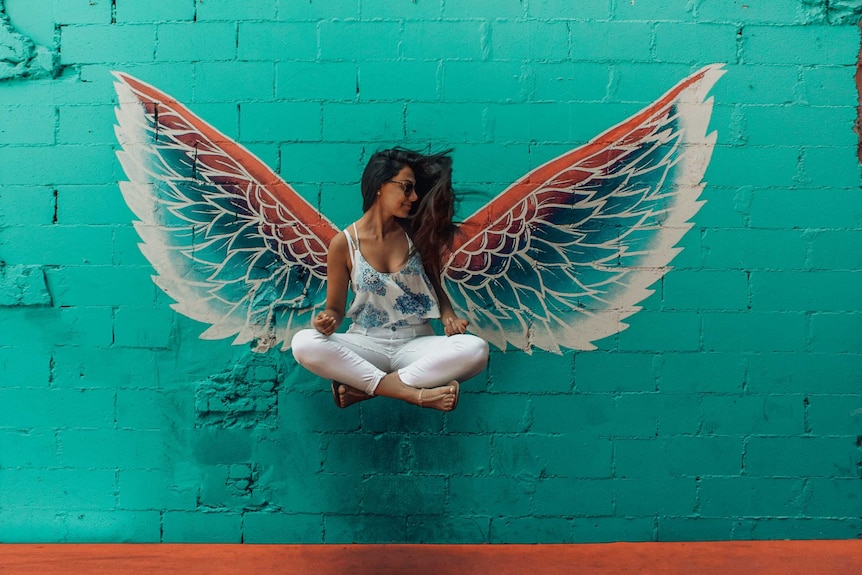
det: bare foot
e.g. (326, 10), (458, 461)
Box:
(331, 381), (373, 409)
(417, 381), (460, 412)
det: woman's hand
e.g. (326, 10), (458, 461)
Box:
(313, 311), (338, 336)
(443, 316), (469, 336)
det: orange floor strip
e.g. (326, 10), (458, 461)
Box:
(1, 541), (861, 575)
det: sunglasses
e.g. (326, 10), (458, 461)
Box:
(387, 179), (417, 196)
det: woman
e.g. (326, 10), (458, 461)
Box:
(291, 148), (489, 411)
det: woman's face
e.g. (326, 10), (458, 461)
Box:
(377, 166), (418, 218)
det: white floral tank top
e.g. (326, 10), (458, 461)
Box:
(344, 224), (440, 329)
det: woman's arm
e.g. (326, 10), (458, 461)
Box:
(431, 273), (468, 337)
(313, 232), (350, 336)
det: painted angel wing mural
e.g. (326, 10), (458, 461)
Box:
(113, 73), (339, 352)
(113, 64), (723, 354)
(445, 64), (725, 353)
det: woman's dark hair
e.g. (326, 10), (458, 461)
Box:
(360, 147), (457, 280)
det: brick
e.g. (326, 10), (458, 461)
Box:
(281, 142), (366, 185)
(410, 435), (491, 475)
(702, 229), (808, 269)
(240, 102), (320, 142)
(569, 21), (653, 62)
(489, 517), (574, 543)
(278, 0), (360, 21)
(243, 513), (324, 543)
(710, 64), (800, 106)
(157, 22), (237, 61)
(358, 60), (440, 101)
(322, 103), (404, 142)
(805, 478), (862, 517)
(162, 511), (242, 543)
(493, 435), (612, 478)
(749, 188), (862, 229)
(743, 25), (860, 66)
(489, 349), (572, 392)
(447, 142), (531, 184)
(614, 437), (742, 478)
(0, 430), (58, 468)
(751, 271), (862, 312)
(702, 477), (806, 516)
(117, 469), (197, 511)
(809, 313), (862, 354)
(0, 388), (114, 429)
(807, 395), (862, 436)
(617, 311), (701, 352)
(488, 103), (577, 143)
(663, 271), (749, 311)
(449, 475), (533, 516)
(744, 105), (856, 147)
(320, 20), (401, 61)
(701, 394), (804, 436)
(0, 306), (113, 349)
(809, 231), (862, 270)
(0, 186), (55, 226)
(55, 511), (162, 543)
(800, 146), (860, 189)
(446, 392), (530, 433)
(659, 352), (744, 393)
(744, 517), (862, 540)
(748, 353), (862, 394)
(51, 346), (159, 389)
(802, 66), (857, 106)
(0, 469), (116, 510)
(0, 105), (55, 145)
(530, 62), (609, 102)
(615, 477), (697, 516)
(702, 312), (806, 352)
(323, 434), (407, 474)
(361, 0), (443, 19)
(362, 474), (446, 515)
(197, 0), (277, 20)
(443, 61), (524, 101)
(194, 62), (275, 102)
(657, 516), (737, 541)
(54, 185), (131, 225)
(0, 264), (52, 307)
(533, 478), (614, 516)
(59, 430), (165, 469)
(406, 103), (487, 143)
(615, 393), (700, 437)
(654, 23), (738, 64)
(0, 346), (51, 386)
(406, 514), (490, 543)
(696, 0), (805, 24)
(531, 394), (615, 435)
(323, 514), (406, 543)
(707, 145), (800, 188)
(237, 22), (318, 62)
(276, 61), (357, 101)
(493, 516), (655, 543)
(0, 145), (116, 186)
(490, 21), (569, 61)
(442, 0), (523, 17)
(54, 0), (113, 24)
(116, 389), (172, 430)
(115, 0), (195, 22)
(528, 0), (608, 20)
(745, 437), (860, 478)
(402, 21), (485, 61)
(576, 352), (656, 392)
(60, 25), (156, 65)
(0, 225), (115, 266)
(56, 105), (118, 145)
(43, 265), (156, 306)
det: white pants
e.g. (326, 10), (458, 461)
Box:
(291, 323), (489, 395)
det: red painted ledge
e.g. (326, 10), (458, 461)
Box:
(1, 541), (861, 575)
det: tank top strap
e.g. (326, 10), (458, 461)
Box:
(343, 224), (359, 270)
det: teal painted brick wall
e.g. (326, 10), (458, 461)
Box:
(0, 0), (860, 544)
